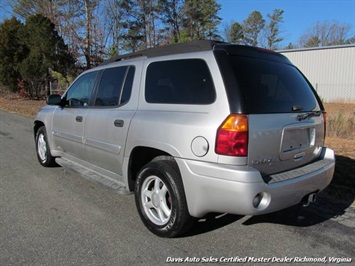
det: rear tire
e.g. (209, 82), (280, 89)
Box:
(135, 159), (194, 237)
(35, 126), (57, 167)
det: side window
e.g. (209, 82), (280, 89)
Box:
(66, 71), (98, 107)
(145, 59), (216, 104)
(94, 66), (135, 107)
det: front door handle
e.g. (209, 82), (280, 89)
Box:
(114, 119), (124, 127)
(76, 116), (83, 122)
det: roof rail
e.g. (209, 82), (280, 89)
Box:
(101, 40), (227, 65)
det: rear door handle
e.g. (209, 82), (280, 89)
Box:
(114, 119), (124, 127)
(76, 116), (83, 122)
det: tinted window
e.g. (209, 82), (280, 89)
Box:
(219, 55), (318, 113)
(121, 67), (135, 105)
(66, 71), (98, 107)
(145, 59), (215, 104)
(94, 67), (127, 106)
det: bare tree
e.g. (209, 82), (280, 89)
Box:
(9, 0), (226, 64)
(299, 20), (352, 47)
(104, 0), (127, 56)
(12, 0), (61, 21)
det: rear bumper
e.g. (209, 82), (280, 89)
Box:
(177, 147), (335, 218)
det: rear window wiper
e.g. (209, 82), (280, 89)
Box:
(297, 111), (322, 121)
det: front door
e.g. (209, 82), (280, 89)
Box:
(52, 71), (98, 161)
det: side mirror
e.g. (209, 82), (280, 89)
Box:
(47, 94), (62, 106)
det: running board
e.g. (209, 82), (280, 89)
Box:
(56, 158), (131, 195)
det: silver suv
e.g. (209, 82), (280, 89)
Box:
(34, 40), (335, 237)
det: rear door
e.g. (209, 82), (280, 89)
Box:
(83, 66), (135, 177)
(223, 55), (325, 175)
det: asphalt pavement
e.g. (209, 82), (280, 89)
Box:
(0, 110), (354, 265)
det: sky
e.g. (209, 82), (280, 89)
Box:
(0, 0), (354, 47)
(219, 0), (355, 46)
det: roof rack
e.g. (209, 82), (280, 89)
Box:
(101, 40), (227, 65)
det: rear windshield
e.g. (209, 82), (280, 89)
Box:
(218, 55), (318, 114)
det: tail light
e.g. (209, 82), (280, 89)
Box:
(215, 114), (248, 156)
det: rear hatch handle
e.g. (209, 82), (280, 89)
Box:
(297, 111), (322, 121)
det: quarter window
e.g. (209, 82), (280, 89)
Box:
(145, 59), (215, 104)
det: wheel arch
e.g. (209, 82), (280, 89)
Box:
(34, 120), (45, 140)
(34, 120), (60, 158)
(127, 146), (174, 191)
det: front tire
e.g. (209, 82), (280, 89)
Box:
(35, 126), (57, 167)
(135, 159), (193, 237)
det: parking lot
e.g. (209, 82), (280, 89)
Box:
(1, 110), (354, 265)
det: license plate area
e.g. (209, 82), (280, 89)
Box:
(280, 126), (315, 160)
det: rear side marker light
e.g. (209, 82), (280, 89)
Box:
(215, 114), (248, 156)
(322, 112), (327, 141)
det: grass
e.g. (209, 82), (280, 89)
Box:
(324, 102), (355, 139)
(322, 102), (355, 207)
